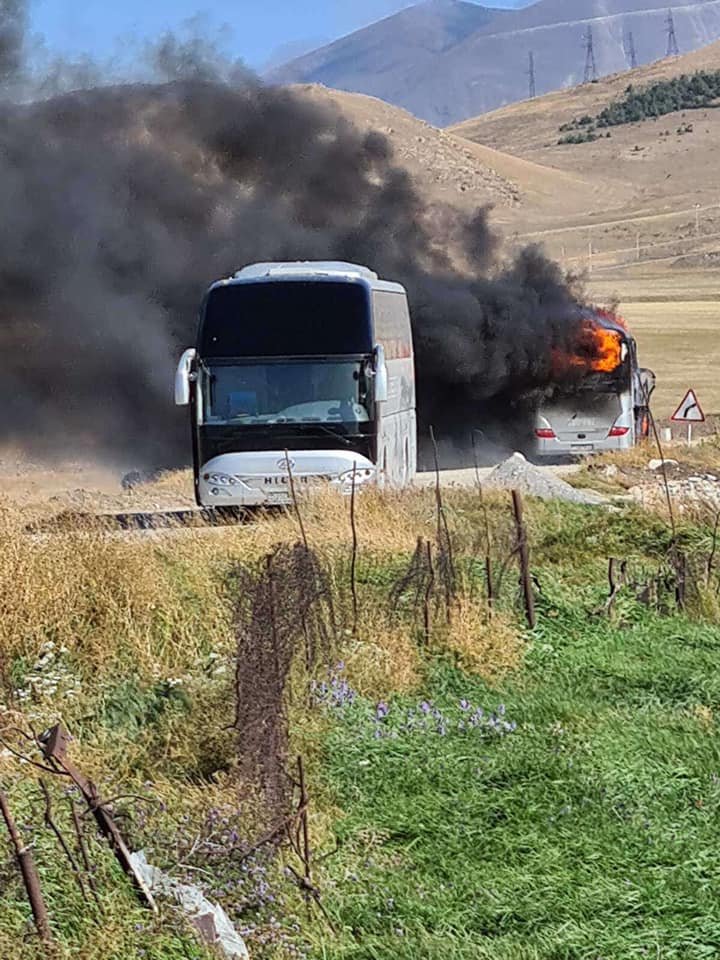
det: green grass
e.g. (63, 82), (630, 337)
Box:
(4, 489), (720, 958)
(311, 552), (720, 958)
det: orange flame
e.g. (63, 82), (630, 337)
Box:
(590, 325), (623, 372)
(552, 319), (624, 377)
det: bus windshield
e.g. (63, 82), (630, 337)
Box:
(200, 281), (373, 358)
(202, 361), (371, 426)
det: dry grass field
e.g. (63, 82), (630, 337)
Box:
(586, 267), (720, 417)
(620, 299), (720, 417)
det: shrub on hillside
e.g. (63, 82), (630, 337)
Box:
(558, 130), (599, 145)
(558, 69), (720, 143)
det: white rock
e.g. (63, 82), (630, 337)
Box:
(130, 851), (250, 959)
(648, 459), (679, 471)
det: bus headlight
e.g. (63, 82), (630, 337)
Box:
(204, 473), (239, 486)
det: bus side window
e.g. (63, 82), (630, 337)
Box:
(372, 290), (411, 359)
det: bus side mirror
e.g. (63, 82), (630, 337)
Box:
(374, 344), (388, 404)
(175, 348), (197, 406)
(639, 368), (656, 399)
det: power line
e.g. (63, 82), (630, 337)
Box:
(583, 26), (597, 83)
(527, 50), (536, 99)
(624, 29), (638, 69)
(666, 8), (679, 57)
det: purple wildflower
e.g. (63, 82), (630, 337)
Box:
(459, 699), (471, 711)
(376, 702), (389, 720)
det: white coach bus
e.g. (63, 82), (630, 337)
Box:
(534, 310), (655, 458)
(175, 261), (416, 507)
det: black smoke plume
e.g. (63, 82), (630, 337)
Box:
(0, 0), (24, 86)
(0, 14), (587, 468)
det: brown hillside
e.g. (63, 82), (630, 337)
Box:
(450, 40), (720, 263)
(294, 84), (519, 209)
(294, 84), (597, 221)
(452, 38), (720, 159)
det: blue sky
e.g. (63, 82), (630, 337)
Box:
(30, 0), (531, 71)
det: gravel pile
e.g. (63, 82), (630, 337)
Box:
(483, 453), (608, 505)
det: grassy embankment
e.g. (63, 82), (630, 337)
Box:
(2, 474), (720, 959)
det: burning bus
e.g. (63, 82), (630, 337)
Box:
(534, 308), (656, 458)
(174, 261), (416, 507)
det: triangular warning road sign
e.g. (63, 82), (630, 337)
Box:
(671, 389), (705, 423)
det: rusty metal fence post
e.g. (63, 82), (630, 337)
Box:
(0, 789), (53, 946)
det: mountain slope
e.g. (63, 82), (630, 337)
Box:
(451, 39), (720, 261)
(267, 1), (509, 125)
(292, 83), (522, 209)
(269, 0), (720, 125)
(452, 37), (720, 167)
(292, 84), (602, 228)
(268, 2), (503, 85)
(281, 83), (610, 271)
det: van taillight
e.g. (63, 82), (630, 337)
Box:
(608, 425), (629, 438)
(535, 428), (556, 439)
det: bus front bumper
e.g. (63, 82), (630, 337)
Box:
(197, 450), (376, 507)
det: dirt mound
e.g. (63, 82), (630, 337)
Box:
(484, 453), (608, 505)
